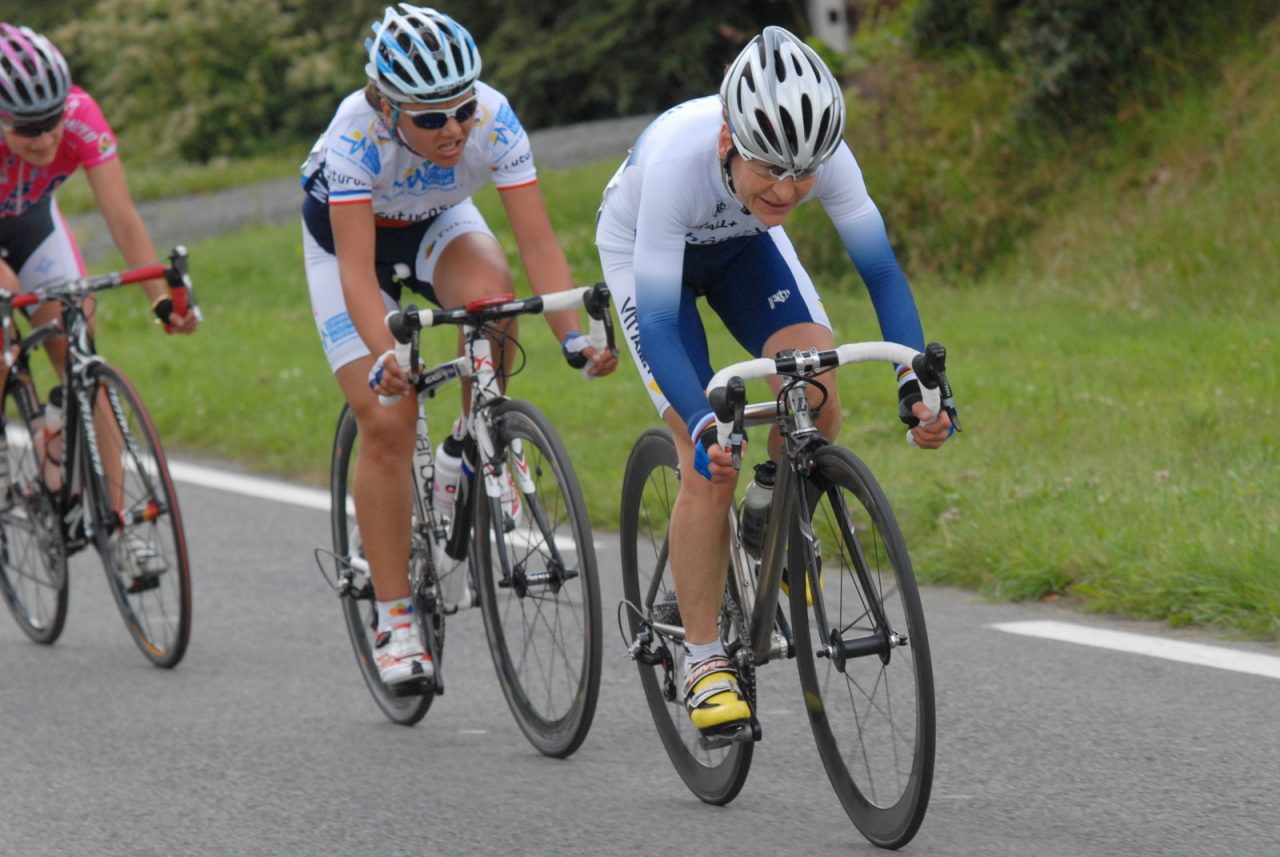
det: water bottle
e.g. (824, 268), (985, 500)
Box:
(432, 434), (465, 522)
(41, 387), (65, 493)
(739, 460), (776, 560)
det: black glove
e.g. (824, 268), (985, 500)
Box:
(898, 378), (922, 427)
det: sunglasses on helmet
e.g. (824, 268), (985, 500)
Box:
(398, 98), (479, 130)
(3, 109), (64, 138)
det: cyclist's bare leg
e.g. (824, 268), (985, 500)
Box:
(760, 322), (841, 456)
(667, 322), (837, 646)
(430, 233), (520, 406)
(663, 408), (739, 646)
(336, 358), (417, 601)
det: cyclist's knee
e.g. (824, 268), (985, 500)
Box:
(355, 407), (416, 461)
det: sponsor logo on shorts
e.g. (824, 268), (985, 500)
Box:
(767, 289), (791, 310)
(322, 312), (358, 349)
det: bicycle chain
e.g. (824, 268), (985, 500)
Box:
(723, 587), (758, 707)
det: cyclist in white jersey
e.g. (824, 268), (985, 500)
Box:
(596, 27), (952, 739)
(302, 4), (615, 688)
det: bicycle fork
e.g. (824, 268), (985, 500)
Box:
(797, 483), (907, 671)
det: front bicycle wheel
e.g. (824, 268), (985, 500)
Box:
(618, 428), (752, 805)
(0, 376), (69, 644)
(330, 406), (433, 726)
(789, 445), (935, 849)
(86, 365), (191, 668)
(474, 399), (602, 758)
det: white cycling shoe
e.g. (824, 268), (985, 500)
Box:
(375, 623), (435, 686)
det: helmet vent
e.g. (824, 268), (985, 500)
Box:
(779, 108), (798, 154)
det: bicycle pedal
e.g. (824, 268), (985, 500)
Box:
(386, 675), (436, 698)
(697, 720), (757, 750)
(125, 574), (162, 594)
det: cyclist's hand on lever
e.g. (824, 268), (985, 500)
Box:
(368, 342), (412, 402)
(563, 331), (618, 378)
(148, 246), (200, 334)
(906, 402), (952, 449)
(557, 281), (619, 378)
(691, 415), (740, 484)
(900, 342), (960, 449)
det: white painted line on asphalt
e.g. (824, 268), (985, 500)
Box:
(167, 461), (582, 552)
(169, 460), (330, 511)
(992, 620), (1280, 680)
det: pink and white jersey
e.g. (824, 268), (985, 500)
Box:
(0, 86), (118, 218)
(300, 81), (537, 223)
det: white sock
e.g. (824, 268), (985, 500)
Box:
(684, 640), (726, 665)
(377, 599), (414, 632)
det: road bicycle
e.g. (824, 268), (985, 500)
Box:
(619, 340), (959, 848)
(319, 283), (614, 757)
(0, 248), (197, 667)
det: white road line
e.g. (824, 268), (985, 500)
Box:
(169, 460), (580, 552)
(169, 461), (330, 511)
(992, 620), (1280, 680)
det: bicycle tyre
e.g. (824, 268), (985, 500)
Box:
(618, 427), (752, 804)
(789, 444), (935, 848)
(474, 399), (602, 758)
(330, 405), (433, 726)
(0, 375), (69, 644)
(84, 364), (192, 668)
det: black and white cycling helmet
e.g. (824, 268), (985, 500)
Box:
(0, 23), (71, 123)
(365, 4), (481, 104)
(720, 26), (846, 177)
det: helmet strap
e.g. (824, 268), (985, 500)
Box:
(387, 106), (432, 160)
(720, 145), (750, 213)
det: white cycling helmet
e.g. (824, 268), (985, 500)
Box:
(0, 23), (71, 123)
(365, 4), (481, 104)
(720, 26), (845, 175)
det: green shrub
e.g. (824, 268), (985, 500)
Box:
(52, 0), (381, 162)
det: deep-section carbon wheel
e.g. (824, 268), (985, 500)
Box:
(474, 399), (601, 758)
(619, 427), (752, 804)
(0, 375), (68, 644)
(790, 444), (935, 848)
(330, 405), (432, 725)
(86, 365), (191, 667)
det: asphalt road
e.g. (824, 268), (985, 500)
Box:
(1, 472), (1277, 857)
(67, 114), (656, 268)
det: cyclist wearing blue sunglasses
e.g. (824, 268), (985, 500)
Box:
(596, 26), (953, 741)
(301, 4), (617, 691)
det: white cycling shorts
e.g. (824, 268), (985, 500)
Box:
(303, 200), (494, 373)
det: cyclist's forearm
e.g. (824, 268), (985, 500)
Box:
(522, 246), (578, 343)
(341, 272), (396, 355)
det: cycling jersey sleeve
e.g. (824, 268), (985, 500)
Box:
(64, 89), (118, 170)
(631, 159), (715, 436)
(819, 145), (924, 353)
(486, 97), (537, 190)
(321, 120), (380, 207)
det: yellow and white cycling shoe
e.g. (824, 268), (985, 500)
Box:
(683, 655), (752, 738)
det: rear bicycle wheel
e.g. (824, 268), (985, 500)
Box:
(330, 405), (433, 726)
(474, 399), (602, 758)
(789, 445), (934, 848)
(618, 427), (752, 805)
(86, 365), (191, 668)
(0, 375), (69, 643)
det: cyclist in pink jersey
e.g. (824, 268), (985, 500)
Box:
(0, 22), (198, 364)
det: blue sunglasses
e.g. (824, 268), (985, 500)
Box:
(398, 98), (479, 130)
